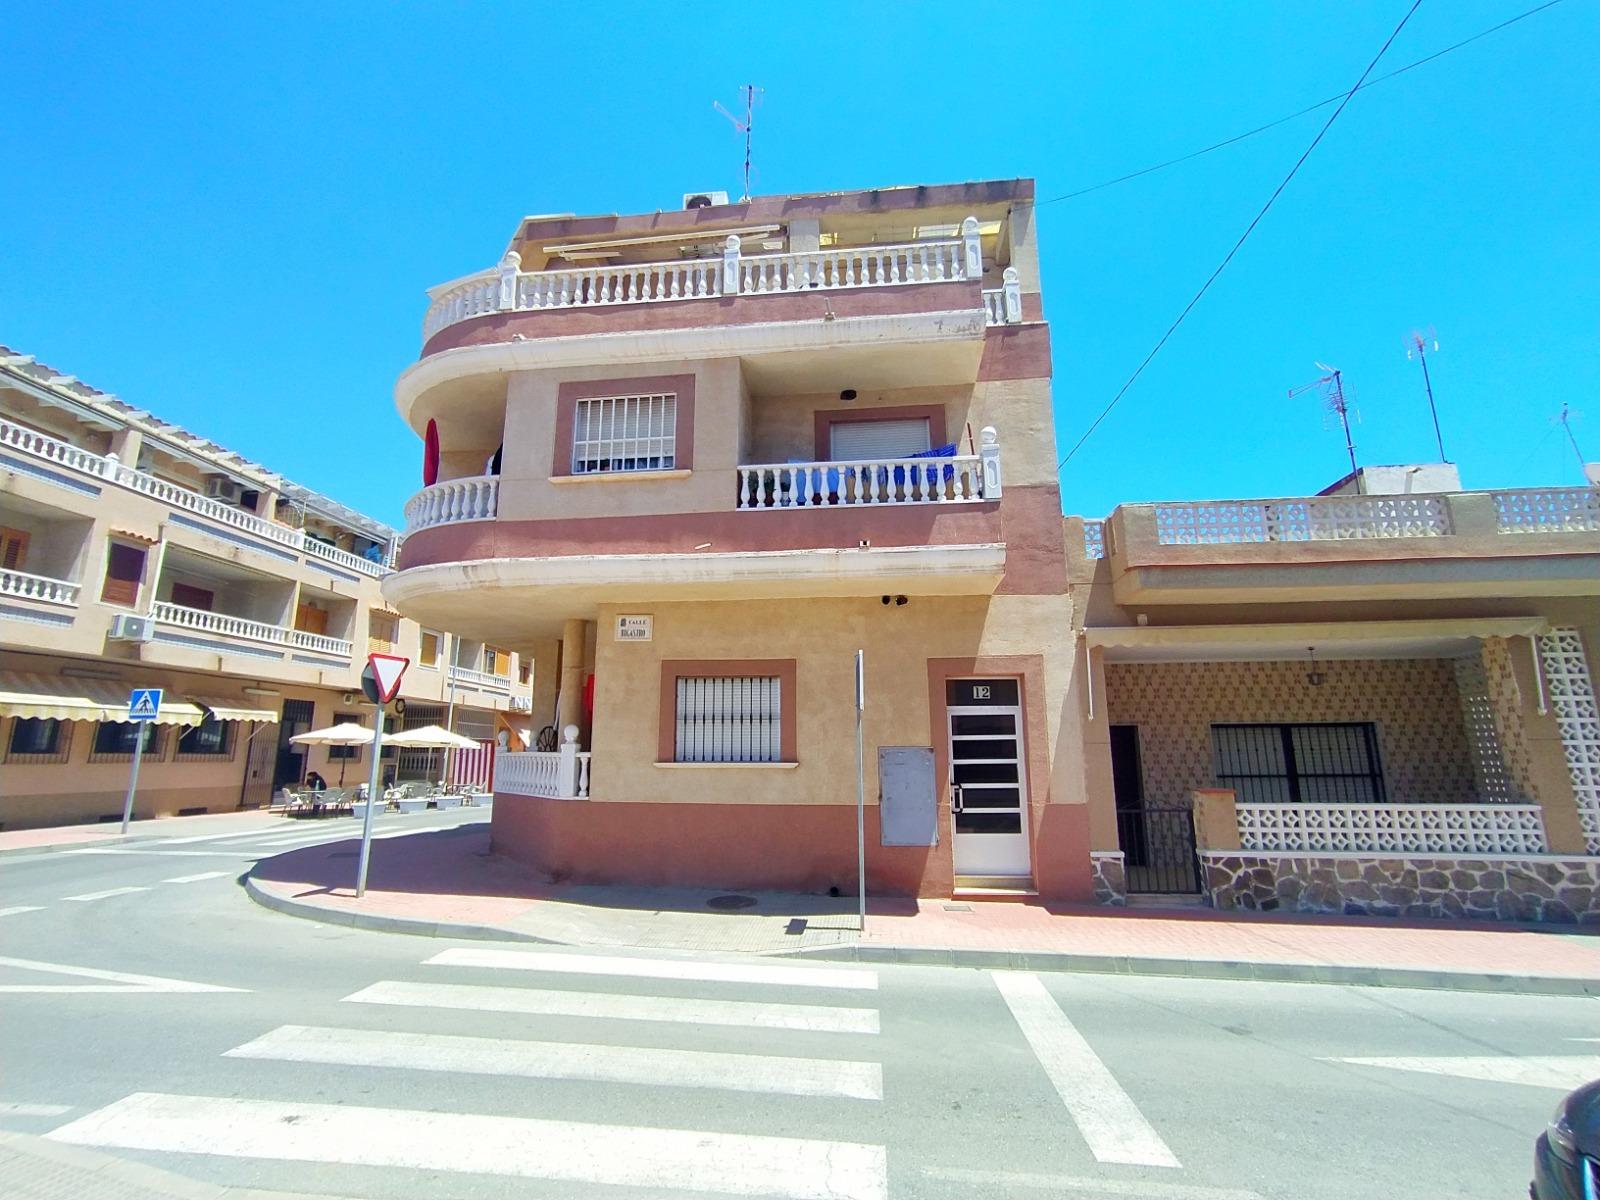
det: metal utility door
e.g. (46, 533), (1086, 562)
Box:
(946, 679), (1031, 876)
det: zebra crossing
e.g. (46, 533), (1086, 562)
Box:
(47, 944), (893, 1200)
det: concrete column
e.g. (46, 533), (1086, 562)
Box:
(108, 426), (143, 466)
(557, 619), (587, 738)
(1191, 788), (1239, 851)
(528, 637), (561, 732)
(1491, 636), (1587, 854)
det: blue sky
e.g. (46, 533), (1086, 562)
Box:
(2, 1), (1595, 526)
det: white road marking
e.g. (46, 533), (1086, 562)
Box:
(48, 1092), (888, 1200)
(66, 848), (257, 858)
(228, 1024), (883, 1100)
(1326, 1054), (1600, 1090)
(923, 1167), (1264, 1199)
(0, 1102), (73, 1117)
(0, 906), (44, 918)
(427, 946), (878, 991)
(991, 971), (1180, 1169)
(62, 887), (148, 902)
(147, 827), (293, 846)
(160, 871), (232, 884)
(345, 980), (879, 1034)
(0, 955), (244, 995)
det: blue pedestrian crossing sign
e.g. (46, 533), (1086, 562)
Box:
(127, 688), (162, 723)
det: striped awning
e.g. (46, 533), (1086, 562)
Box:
(0, 672), (205, 726)
(190, 698), (280, 724)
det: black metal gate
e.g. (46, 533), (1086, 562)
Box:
(1116, 806), (1201, 894)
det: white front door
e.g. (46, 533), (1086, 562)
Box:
(947, 678), (1031, 877)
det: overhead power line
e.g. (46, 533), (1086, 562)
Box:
(1056, 1), (1426, 474)
(1040, 0), (1566, 208)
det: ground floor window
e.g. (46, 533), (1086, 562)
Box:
(675, 676), (781, 763)
(7, 717), (68, 762)
(1212, 722), (1386, 804)
(91, 721), (163, 760)
(178, 715), (233, 757)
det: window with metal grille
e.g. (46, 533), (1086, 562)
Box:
(674, 676), (781, 763)
(1212, 723), (1386, 804)
(91, 721), (163, 760)
(178, 715), (233, 757)
(7, 717), (67, 762)
(572, 394), (676, 474)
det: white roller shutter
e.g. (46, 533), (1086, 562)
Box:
(828, 417), (931, 461)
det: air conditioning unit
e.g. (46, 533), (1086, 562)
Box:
(682, 191), (729, 210)
(205, 477), (244, 503)
(109, 613), (155, 643)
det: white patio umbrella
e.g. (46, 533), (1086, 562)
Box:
(381, 725), (480, 750)
(288, 722), (374, 785)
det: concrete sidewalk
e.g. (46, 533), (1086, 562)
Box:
(245, 823), (1600, 996)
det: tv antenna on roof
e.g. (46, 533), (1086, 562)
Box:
(1289, 363), (1358, 478)
(1407, 328), (1447, 462)
(1557, 404), (1590, 477)
(714, 85), (762, 203)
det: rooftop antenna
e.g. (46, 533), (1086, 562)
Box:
(1407, 328), (1446, 462)
(714, 85), (761, 202)
(1289, 363), (1359, 479)
(1557, 404), (1589, 477)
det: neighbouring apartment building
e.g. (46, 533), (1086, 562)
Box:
(387, 177), (1600, 923)
(0, 349), (532, 828)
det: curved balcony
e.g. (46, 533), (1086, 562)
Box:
(403, 475), (498, 537)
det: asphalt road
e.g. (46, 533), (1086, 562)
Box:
(1, 810), (1591, 1200)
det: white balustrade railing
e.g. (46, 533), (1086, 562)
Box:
(1083, 519), (1105, 559)
(520, 260), (721, 311)
(304, 537), (390, 577)
(736, 427), (1002, 511)
(110, 462), (303, 547)
(738, 455), (984, 509)
(0, 417), (110, 476)
(1236, 802), (1547, 856)
(449, 665), (513, 693)
(402, 475), (499, 536)
(1493, 487), (1600, 534)
(1155, 494), (1451, 545)
(289, 629), (353, 657)
(421, 217), (997, 343)
(152, 602), (292, 647)
(737, 238), (965, 294)
(0, 568), (80, 606)
(496, 727), (590, 798)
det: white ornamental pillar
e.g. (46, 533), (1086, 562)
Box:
(497, 251), (522, 310)
(1002, 266), (1022, 324)
(556, 724), (580, 797)
(722, 235), (742, 295)
(980, 426), (1003, 499)
(961, 216), (982, 280)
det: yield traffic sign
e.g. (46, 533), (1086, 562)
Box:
(363, 654), (409, 705)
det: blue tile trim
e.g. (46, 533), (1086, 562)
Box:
(0, 453), (102, 496)
(167, 513), (300, 562)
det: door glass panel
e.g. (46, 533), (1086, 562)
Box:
(951, 713), (1015, 736)
(953, 761), (1019, 784)
(958, 787), (1022, 809)
(955, 811), (1022, 833)
(948, 737), (1017, 760)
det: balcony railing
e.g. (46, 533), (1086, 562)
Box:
(1493, 487), (1600, 533)
(403, 475), (498, 537)
(304, 537), (390, 578)
(1154, 494), (1452, 545)
(449, 665), (513, 694)
(1235, 801), (1547, 856)
(0, 568), (80, 606)
(736, 427), (1002, 511)
(152, 602), (293, 647)
(495, 729), (591, 798)
(422, 217), (1027, 343)
(289, 629), (354, 657)
(1, 417), (393, 573)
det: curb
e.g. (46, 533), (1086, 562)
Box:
(243, 874), (554, 945)
(243, 874), (1600, 997)
(791, 942), (1600, 997)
